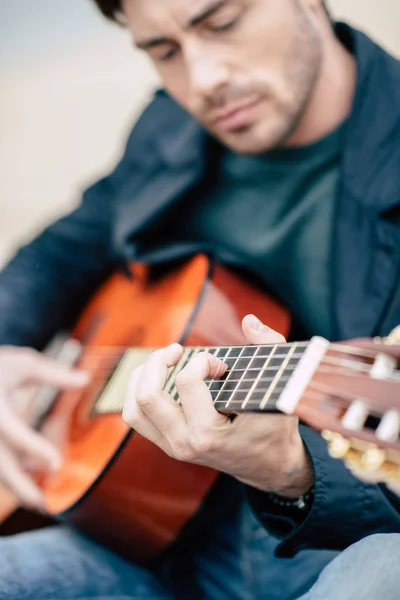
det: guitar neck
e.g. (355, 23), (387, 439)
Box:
(94, 339), (330, 416)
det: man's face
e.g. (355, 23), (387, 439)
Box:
(122, 0), (324, 153)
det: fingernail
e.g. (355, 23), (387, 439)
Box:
(167, 343), (183, 357)
(249, 315), (264, 332)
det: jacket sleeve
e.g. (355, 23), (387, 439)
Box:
(0, 117), (148, 349)
(246, 424), (400, 558)
(0, 177), (118, 349)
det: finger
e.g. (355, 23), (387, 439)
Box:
(242, 314), (286, 346)
(0, 440), (44, 509)
(21, 351), (89, 389)
(123, 365), (165, 446)
(0, 397), (61, 470)
(133, 345), (186, 433)
(175, 352), (230, 430)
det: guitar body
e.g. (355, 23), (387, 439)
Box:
(0, 255), (290, 563)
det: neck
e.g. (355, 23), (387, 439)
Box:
(94, 341), (311, 416)
(286, 25), (357, 147)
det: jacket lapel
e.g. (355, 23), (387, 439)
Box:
(332, 188), (400, 340)
(332, 26), (400, 340)
(114, 101), (210, 258)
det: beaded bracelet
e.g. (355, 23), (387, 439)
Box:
(266, 486), (315, 510)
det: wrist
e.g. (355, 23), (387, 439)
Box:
(273, 441), (314, 498)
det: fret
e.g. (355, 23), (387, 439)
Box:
(214, 382), (291, 412)
(250, 355), (277, 370)
(231, 347), (259, 372)
(206, 348), (226, 390)
(216, 390), (249, 405)
(220, 378), (256, 392)
(164, 348), (193, 394)
(214, 346), (246, 408)
(240, 345), (261, 357)
(93, 342), (310, 417)
(209, 348), (238, 402)
(219, 358), (303, 373)
(208, 365), (298, 385)
(259, 343), (297, 409)
(226, 345), (259, 407)
(167, 347), (201, 402)
(207, 346), (234, 400)
(221, 347), (244, 372)
(214, 343), (307, 413)
(207, 344), (308, 409)
(205, 348), (214, 391)
(254, 346), (304, 407)
(240, 344), (278, 409)
(207, 379), (226, 398)
(266, 356), (292, 368)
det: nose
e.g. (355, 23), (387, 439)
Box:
(187, 50), (229, 103)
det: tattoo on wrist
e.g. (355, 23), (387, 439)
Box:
(274, 460), (314, 498)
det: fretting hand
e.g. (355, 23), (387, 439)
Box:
(123, 314), (314, 497)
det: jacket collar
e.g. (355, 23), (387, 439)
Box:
(338, 23), (400, 214)
(331, 25), (400, 339)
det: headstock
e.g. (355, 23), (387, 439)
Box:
(281, 328), (400, 492)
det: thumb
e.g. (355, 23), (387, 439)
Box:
(242, 314), (286, 345)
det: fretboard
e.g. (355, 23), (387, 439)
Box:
(94, 342), (310, 415)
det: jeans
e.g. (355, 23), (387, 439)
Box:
(298, 533), (400, 600)
(0, 499), (337, 600)
(1, 499), (398, 600)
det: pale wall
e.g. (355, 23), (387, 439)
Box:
(0, 1), (399, 264)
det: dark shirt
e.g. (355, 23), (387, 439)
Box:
(184, 123), (345, 339)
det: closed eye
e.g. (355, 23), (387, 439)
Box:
(209, 18), (238, 32)
(158, 48), (179, 62)
(150, 45), (180, 63)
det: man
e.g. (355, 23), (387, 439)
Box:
(0, 0), (400, 598)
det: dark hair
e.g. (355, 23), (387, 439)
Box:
(93, 0), (330, 23)
(93, 0), (122, 22)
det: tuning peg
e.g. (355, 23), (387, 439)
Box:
(360, 447), (386, 471)
(322, 431), (351, 458)
(370, 326), (400, 378)
(387, 326), (400, 344)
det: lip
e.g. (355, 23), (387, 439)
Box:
(209, 97), (260, 132)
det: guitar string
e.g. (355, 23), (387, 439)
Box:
(76, 355), (400, 382)
(88, 359), (400, 416)
(213, 380), (400, 415)
(73, 350), (386, 376)
(54, 342), (400, 414)
(92, 377), (400, 417)
(61, 340), (389, 362)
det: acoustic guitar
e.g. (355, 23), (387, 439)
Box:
(0, 254), (399, 562)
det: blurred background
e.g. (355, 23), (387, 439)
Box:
(1, 0), (399, 266)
